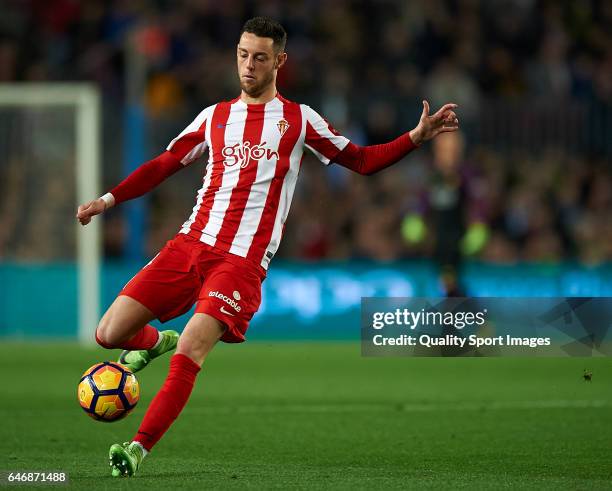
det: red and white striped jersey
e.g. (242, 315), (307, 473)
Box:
(166, 93), (349, 269)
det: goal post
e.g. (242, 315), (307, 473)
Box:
(0, 83), (101, 345)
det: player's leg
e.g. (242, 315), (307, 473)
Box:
(95, 295), (157, 349)
(133, 313), (225, 447)
(99, 235), (201, 371)
(109, 246), (265, 477)
(94, 295), (179, 371)
(109, 313), (225, 477)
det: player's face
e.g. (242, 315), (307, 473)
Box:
(237, 32), (285, 97)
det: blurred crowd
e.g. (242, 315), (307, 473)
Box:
(283, 134), (612, 266)
(0, 0), (611, 264)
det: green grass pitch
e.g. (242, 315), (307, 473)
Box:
(1, 342), (611, 489)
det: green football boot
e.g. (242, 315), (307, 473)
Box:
(109, 441), (145, 477)
(118, 330), (179, 373)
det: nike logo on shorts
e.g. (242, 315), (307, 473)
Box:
(220, 306), (235, 316)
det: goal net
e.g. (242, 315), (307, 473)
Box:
(0, 84), (101, 344)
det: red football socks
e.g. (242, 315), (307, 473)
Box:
(119, 324), (160, 350)
(95, 324), (160, 350)
(133, 353), (201, 451)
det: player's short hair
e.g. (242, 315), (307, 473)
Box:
(240, 17), (287, 53)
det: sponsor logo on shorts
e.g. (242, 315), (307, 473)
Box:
(220, 306), (235, 317)
(209, 290), (241, 312)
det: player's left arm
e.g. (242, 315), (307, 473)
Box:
(334, 100), (459, 175)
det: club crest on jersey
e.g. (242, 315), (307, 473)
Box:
(222, 141), (279, 168)
(277, 119), (290, 136)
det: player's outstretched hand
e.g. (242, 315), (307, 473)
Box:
(409, 100), (459, 145)
(76, 198), (106, 226)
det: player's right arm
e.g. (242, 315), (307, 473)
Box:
(76, 107), (211, 226)
(76, 151), (183, 225)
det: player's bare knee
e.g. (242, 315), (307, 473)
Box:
(95, 322), (114, 348)
(95, 311), (129, 348)
(176, 335), (216, 365)
(95, 296), (156, 348)
(176, 315), (225, 365)
(95, 316), (118, 348)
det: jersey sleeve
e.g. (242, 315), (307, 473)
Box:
(166, 106), (211, 165)
(302, 105), (350, 165)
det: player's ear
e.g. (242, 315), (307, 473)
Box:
(275, 52), (287, 70)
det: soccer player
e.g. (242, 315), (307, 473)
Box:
(76, 17), (459, 477)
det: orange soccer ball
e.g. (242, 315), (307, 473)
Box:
(77, 362), (140, 422)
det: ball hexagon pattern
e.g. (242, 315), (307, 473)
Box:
(77, 362), (140, 422)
